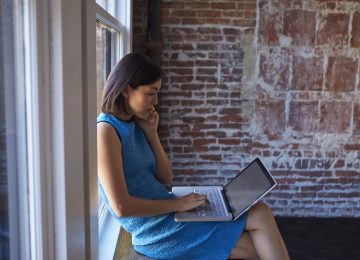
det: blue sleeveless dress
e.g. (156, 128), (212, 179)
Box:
(97, 112), (248, 260)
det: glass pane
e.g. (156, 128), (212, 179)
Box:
(96, 21), (121, 115)
(96, 21), (121, 236)
(1, 0), (12, 258)
(96, 0), (116, 18)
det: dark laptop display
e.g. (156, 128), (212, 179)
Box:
(224, 158), (276, 219)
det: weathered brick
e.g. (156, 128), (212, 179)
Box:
(255, 100), (286, 134)
(291, 56), (323, 90)
(325, 57), (357, 92)
(289, 101), (319, 132)
(351, 12), (360, 47)
(199, 154), (222, 161)
(354, 103), (360, 135)
(317, 13), (349, 46)
(197, 10), (222, 17)
(185, 2), (209, 9)
(283, 10), (316, 46)
(259, 49), (290, 90)
(210, 2), (236, 10)
(133, 0), (360, 217)
(320, 101), (352, 133)
(258, 10), (282, 46)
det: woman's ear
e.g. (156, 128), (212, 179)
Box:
(122, 85), (131, 98)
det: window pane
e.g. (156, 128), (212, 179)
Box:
(96, 0), (116, 18)
(96, 21), (121, 115)
(96, 20), (121, 236)
(1, 0), (13, 258)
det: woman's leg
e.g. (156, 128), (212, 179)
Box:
(228, 230), (260, 259)
(244, 202), (290, 260)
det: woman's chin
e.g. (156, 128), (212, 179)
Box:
(135, 112), (149, 120)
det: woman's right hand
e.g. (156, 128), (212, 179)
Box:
(174, 193), (208, 212)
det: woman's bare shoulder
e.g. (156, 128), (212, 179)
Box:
(97, 122), (122, 146)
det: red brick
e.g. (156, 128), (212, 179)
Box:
(195, 60), (218, 67)
(325, 57), (357, 92)
(169, 139), (192, 145)
(185, 2), (209, 9)
(196, 68), (217, 75)
(223, 28), (240, 35)
(180, 131), (205, 138)
(169, 68), (193, 75)
(258, 10), (282, 46)
(218, 139), (241, 145)
(171, 9), (196, 17)
(210, 2), (236, 9)
(283, 10), (316, 46)
(255, 100), (286, 134)
(320, 101), (351, 133)
(194, 108), (216, 114)
(291, 56), (323, 90)
(354, 103), (360, 135)
(171, 27), (195, 34)
(197, 27), (221, 34)
(161, 2), (184, 9)
(238, 2), (257, 10)
(259, 49), (290, 90)
(180, 84), (205, 91)
(205, 18), (231, 25)
(317, 13), (349, 46)
(193, 124), (217, 130)
(351, 12), (360, 47)
(199, 154), (222, 161)
(184, 146), (209, 153)
(206, 131), (227, 138)
(344, 143), (360, 150)
(182, 116), (205, 124)
(171, 76), (194, 83)
(182, 18), (207, 25)
(170, 60), (194, 67)
(289, 101), (319, 132)
(170, 44), (194, 51)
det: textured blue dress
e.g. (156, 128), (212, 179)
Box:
(97, 112), (248, 260)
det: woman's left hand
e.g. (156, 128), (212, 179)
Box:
(136, 107), (159, 138)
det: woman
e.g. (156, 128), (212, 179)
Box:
(97, 53), (290, 260)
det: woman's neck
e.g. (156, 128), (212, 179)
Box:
(114, 99), (134, 121)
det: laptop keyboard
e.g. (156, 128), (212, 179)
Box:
(194, 188), (228, 217)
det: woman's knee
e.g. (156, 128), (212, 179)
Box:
(253, 202), (273, 216)
(245, 202), (275, 230)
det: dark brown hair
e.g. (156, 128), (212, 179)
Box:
(101, 53), (163, 114)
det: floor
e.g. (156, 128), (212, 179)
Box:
(275, 217), (360, 260)
(114, 217), (360, 260)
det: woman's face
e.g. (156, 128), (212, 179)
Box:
(125, 80), (161, 119)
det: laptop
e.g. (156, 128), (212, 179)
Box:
(171, 157), (277, 222)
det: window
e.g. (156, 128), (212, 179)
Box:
(1, 0), (131, 258)
(95, 0), (132, 258)
(1, 0), (32, 258)
(96, 21), (122, 114)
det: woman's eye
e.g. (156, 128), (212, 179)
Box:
(148, 93), (156, 96)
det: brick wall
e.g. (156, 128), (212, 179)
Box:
(133, 0), (360, 217)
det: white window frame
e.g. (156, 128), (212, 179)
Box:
(10, 0), (99, 259)
(8, 0), (132, 258)
(95, 1), (132, 259)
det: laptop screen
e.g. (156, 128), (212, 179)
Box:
(223, 158), (276, 219)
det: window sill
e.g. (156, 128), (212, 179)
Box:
(99, 211), (121, 259)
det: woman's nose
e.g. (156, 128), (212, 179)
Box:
(153, 94), (158, 106)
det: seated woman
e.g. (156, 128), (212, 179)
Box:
(97, 53), (290, 260)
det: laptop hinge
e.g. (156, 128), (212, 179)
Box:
(221, 189), (233, 217)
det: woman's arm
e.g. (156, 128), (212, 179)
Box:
(136, 110), (173, 185)
(146, 133), (173, 185)
(98, 122), (206, 217)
